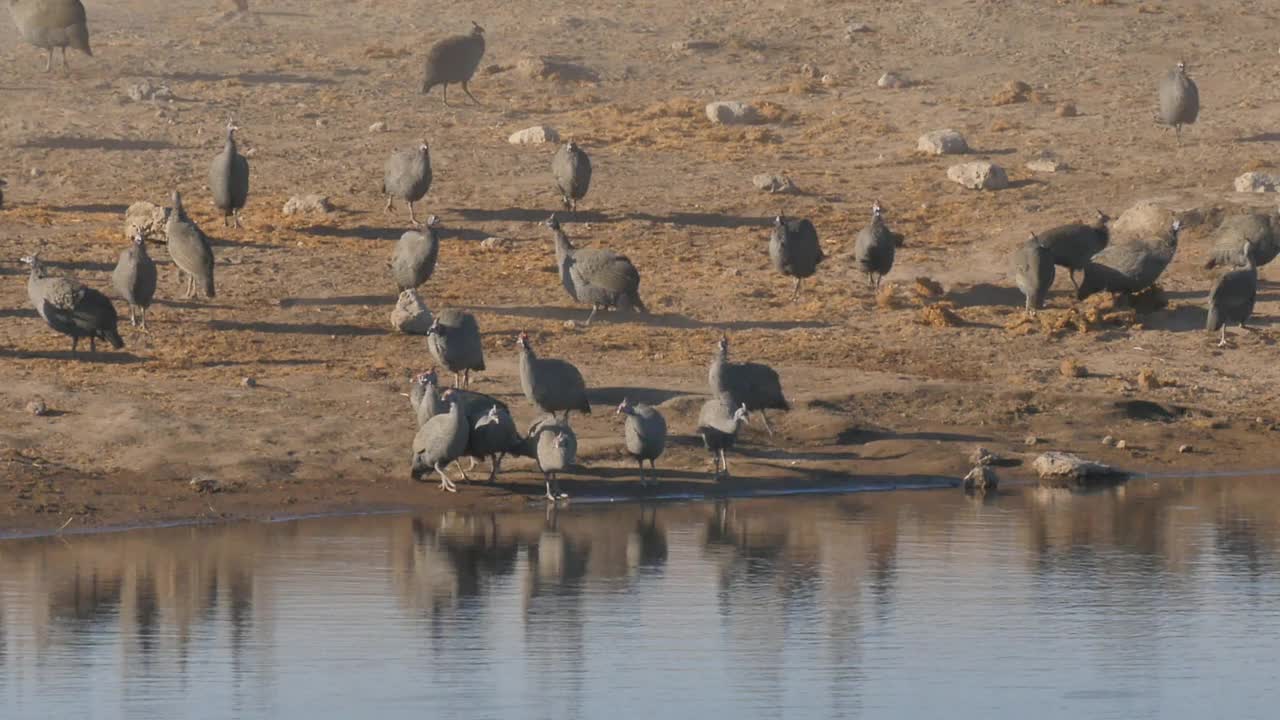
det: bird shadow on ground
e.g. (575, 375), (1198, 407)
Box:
(837, 427), (993, 444)
(47, 203), (129, 214)
(735, 446), (863, 462)
(625, 211), (765, 229)
(296, 224), (400, 240)
(206, 236), (283, 251)
(1235, 132), (1280, 144)
(1006, 179), (1045, 190)
(969, 147), (1018, 156)
(153, 298), (236, 310)
(0, 349), (145, 364)
(462, 304), (831, 332)
(278, 294), (394, 309)
(1140, 306), (1208, 332)
(0, 308), (38, 319)
(17, 137), (179, 152)
(155, 71), (339, 86)
(197, 358), (329, 368)
(452, 207), (613, 225)
(446, 227), (491, 242)
(588, 386), (689, 406)
(43, 259), (114, 273)
(947, 283), (1025, 308)
(207, 320), (383, 336)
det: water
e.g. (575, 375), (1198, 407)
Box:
(2, 477), (1280, 719)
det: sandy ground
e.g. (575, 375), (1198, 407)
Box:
(4, 0), (1280, 534)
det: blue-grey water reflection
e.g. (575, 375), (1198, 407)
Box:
(2, 478), (1280, 719)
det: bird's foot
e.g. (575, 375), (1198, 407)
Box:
(439, 477), (458, 492)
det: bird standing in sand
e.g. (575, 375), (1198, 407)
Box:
(21, 252), (124, 353)
(1158, 61), (1199, 143)
(1207, 240), (1258, 348)
(209, 118), (250, 229)
(552, 141), (592, 214)
(421, 22), (486, 105)
(8, 0), (91, 72)
(382, 141), (432, 226)
(112, 229), (157, 329)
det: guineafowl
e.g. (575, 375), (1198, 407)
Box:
(412, 369), (444, 426)
(165, 190), (216, 299)
(1207, 240), (1258, 348)
(21, 252), (123, 353)
(516, 331), (591, 421)
(382, 141), (432, 225)
(410, 390), (470, 492)
(9, 0), (90, 72)
(112, 229), (157, 329)
(1077, 220), (1181, 300)
(390, 216), (440, 291)
(427, 309), (484, 388)
(532, 419), (576, 501)
(466, 405), (524, 483)
(209, 118), (250, 229)
(1204, 212), (1279, 270)
(422, 22), (486, 105)
(1011, 232), (1055, 316)
(617, 399), (667, 486)
(546, 214), (646, 325)
(853, 202), (904, 291)
(1159, 62), (1199, 143)
(708, 334), (788, 437)
(697, 398), (750, 480)
(1036, 210), (1110, 289)
(551, 141), (592, 214)
(770, 214), (824, 299)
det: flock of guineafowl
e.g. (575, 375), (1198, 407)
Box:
(2, 3), (1270, 500)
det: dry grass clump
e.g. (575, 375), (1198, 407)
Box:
(1138, 368), (1161, 390)
(1060, 358), (1087, 378)
(917, 301), (963, 327)
(875, 282), (898, 309)
(913, 276), (945, 299)
(992, 80), (1031, 105)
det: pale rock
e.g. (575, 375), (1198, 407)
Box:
(1234, 172), (1280, 193)
(705, 101), (760, 125)
(480, 236), (512, 251)
(917, 129), (968, 155)
(124, 201), (169, 241)
(282, 194), (334, 215)
(369, 121), (388, 133)
(752, 173), (797, 193)
(1026, 158), (1066, 173)
(878, 72), (910, 89)
(508, 125), (560, 145)
(947, 161), (1009, 190)
(390, 289), (432, 334)
(1033, 451), (1126, 486)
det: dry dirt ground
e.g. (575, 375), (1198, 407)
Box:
(4, 0), (1280, 534)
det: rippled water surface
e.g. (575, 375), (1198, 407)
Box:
(3, 478), (1280, 719)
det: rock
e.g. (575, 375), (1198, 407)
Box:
(722, 267), (741, 277)
(947, 161), (1009, 190)
(190, 475), (222, 494)
(1055, 102), (1078, 118)
(917, 129), (968, 155)
(969, 446), (996, 466)
(1137, 367), (1161, 390)
(515, 56), (600, 83)
(1024, 435), (1039, 446)
(29, 167), (41, 178)
(241, 376), (257, 388)
(368, 121), (388, 133)
(878, 72), (911, 89)
(1234, 172), (1280, 193)
(124, 201), (169, 241)
(26, 399), (47, 417)
(480, 236), (512, 252)
(1112, 201), (1175, 242)
(390, 289), (432, 334)
(282, 194), (333, 215)
(1102, 435), (1115, 446)
(1060, 358), (1086, 378)
(1115, 440), (1128, 450)
(125, 80), (174, 102)
(799, 63), (821, 79)
(1178, 444), (1192, 454)
(752, 173), (797, 193)
(962, 465), (998, 492)
(705, 101), (761, 125)
(507, 125), (560, 145)
(1026, 158), (1066, 173)
(563, 319), (578, 330)
(1033, 451), (1126, 487)
(672, 40), (720, 52)
(845, 22), (872, 36)
(820, 74), (836, 87)
(992, 80), (1032, 105)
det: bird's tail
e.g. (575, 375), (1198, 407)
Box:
(103, 328), (125, 349)
(1203, 257), (1218, 270)
(72, 25), (92, 56)
(1206, 307), (1222, 332)
(202, 272), (217, 299)
(631, 292), (648, 314)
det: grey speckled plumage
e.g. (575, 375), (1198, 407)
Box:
(112, 230), (157, 329)
(1204, 212), (1279, 270)
(696, 397), (750, 479)
(617, 398), (667, 485)
(410, 393), (469, 491)
(466, 405), (524, 483)
(1158, 62), (1199, 143)
(532, 419), (576, 500)
(708, 334), (788, 437)
(516, 331), (590, 421)
(427, 309), (485, 388)
(1207, 240), (1258, 347)
(390, 216), (440, 291)
(1077, 220), (1181, 300)
(165, 190), (216, 299)
(209, 119), (250, 229)
(9, 0), (91, 72)
(770, 214), (824, 299)
(1011, 233), (1055, 315)
(552, 141), (592, 213)
(546, 215), (645, 325)
(853, 202), (904, 290)
(409, 368), (441, 422)
(21, 252), (123, 353)
(1035, 210), (1109, 289)
(421, 22), (485, 105)
(382, 141), (432, 225)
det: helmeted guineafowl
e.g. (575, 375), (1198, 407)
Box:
(427, 309), (484, 388)
(532, 418), (576, 501)
(770, 214), (825, 299)
(551, 141), (592, 214)
(546, 214), (646, 325)
(1159, 61), (1199, 143)
(1011, 232), (1055, 316)
(1036, 210), (1110, 289)
(1207, 240), (1258, 348)
(112, 229), (157, 329)
(1077, 220), (1181, 300)
(412, 368), (444, 426)
(466, 405), (523, 483)
(516, 331), (591, 421)
(697, 398), (750, 480)
(9, 0), (90, 72)
(1204, 212), (1279, 270)
(708, 334), (788, 437)
(209, 118), (250, 229)
(422, 22), (486, 105)
(165, 190), (216, 299)
(21, 252), (123, 353)
(410, 389), (470, 492)
(382, 140), (432, 225)
(853, 201), (904, 291)
(390, 215), (440, 291)
(617, 398), (667, 486)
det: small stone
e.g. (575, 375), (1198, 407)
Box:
(1055, 102), (1078, 118)
(877, 72), (910, 89)
(26, 399), (48, 417)
(751, 173), (797, 193)
(282, 194), (334, 215)
(705, 101), (760, 125)
(722, 267), (741, 277)
(515, 56), (599, 83)
(845, 22), (872, 35)
(1060, 358), (1086, 378)
(947, 161), (1009, 190)
(1033, 451), (1126, 487)
(315, 118), (326, 128)
(1026, 158), (1066, 173)
(1178, 444), (1192, 454)
(799, 63), (821, 79)
(820, 74), (836, 87)
(962, 465), (998, 492)
(124, 201), (169, 241)
(480, 236), (511, 252)
(969, 446), (996, 466)
(125, 80), (174, 102)
(917, 129), (968, 155)
(1115, 440), (1128, 450)
(190, 475), (222, 494)
(390, 289), (432, 334)
(241, 376), (257, 388)
(1024, 435), (1038, 446)
(1137, 368), (1160, 390)
(992, 80), (1032, 105)
(507, 125), (560, 145)
(563, 319), (578, 330)
(1102, 435), (1115, 446)
(368, 121), (387, 133)
(29, 167), (41, 178)
(672, 40), (720, 52)
(1234, 172), (1280, 193)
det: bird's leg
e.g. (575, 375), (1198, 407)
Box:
(384, 196), (393, 214)
(454, 371), (462, 389)
(792, 277), (802, 301)
(233, 209), (243, 229)
(60, 47), (69, 73)
(545, 475), (556, 501)
(1175, 125), (1182, 146)
(865, 272), (874, 289)
(1069, 270), (1079, 291)
(585, 305), (599, 326)
(720, 449), (731, 477)
(453, 459), (471, 482)
(441, 85), (451, 107)
(408, 201), (419, 226)
(44, 49), (53, 73)
(638, 459), (646, 486)
(130, 306), (138, 327)
(759, 410), (775, 438)
(462, 82), (480, 105)
(488, 454), (502, 484)
(89, 336), (97, 353)
(1219, 326), (1228, 348)
(139, 307), (148, 331)
(436, 464), (457, 492)
(71, 336), (79, 354)
(464, 369), (471, 389)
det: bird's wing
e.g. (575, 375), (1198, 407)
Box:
(572, 250), (639, 291)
